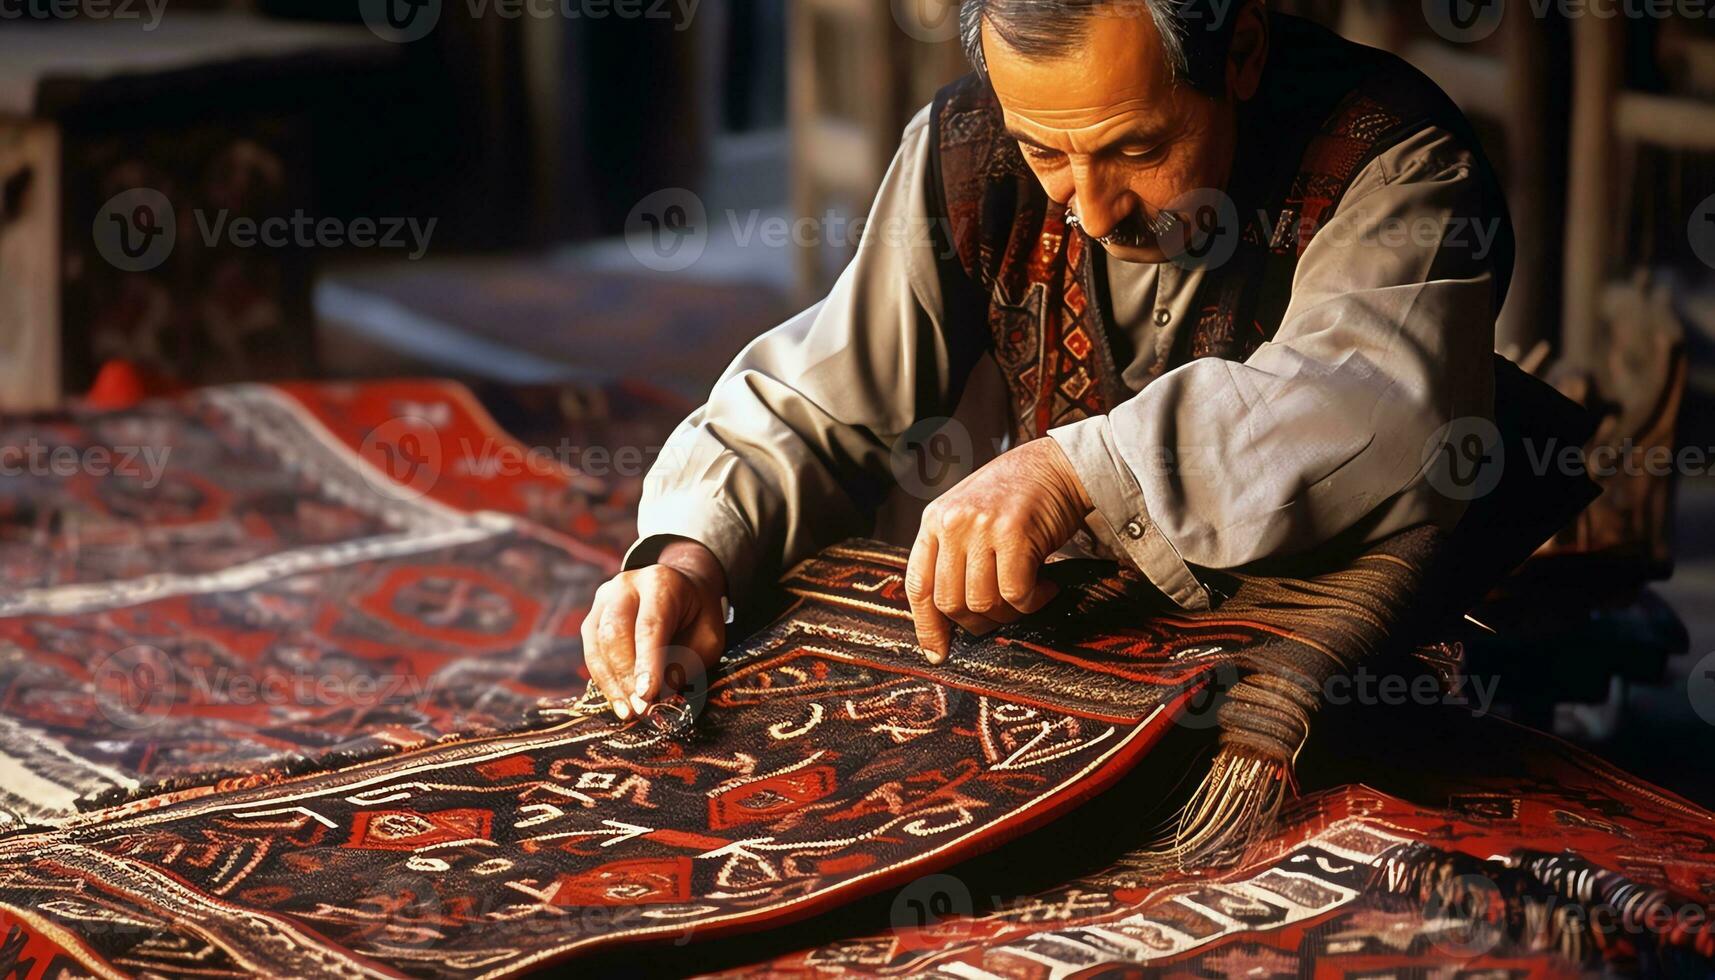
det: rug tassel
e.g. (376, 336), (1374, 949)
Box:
(1141, 749), (1289, 873)
(1138, 659), (1323, 870)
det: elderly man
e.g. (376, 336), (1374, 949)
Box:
(583, 0), (1511, 719)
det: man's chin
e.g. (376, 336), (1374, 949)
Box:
(1096, 239), (1169, 264)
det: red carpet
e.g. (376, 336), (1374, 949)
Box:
(0, 380), (686, 826)
(721, 714), (1715, 976)
(0, 381), (1710, 978)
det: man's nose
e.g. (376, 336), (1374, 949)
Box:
(1068, 162), (1135, 240)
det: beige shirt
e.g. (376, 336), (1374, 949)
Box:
(624, 103), (1500, 610)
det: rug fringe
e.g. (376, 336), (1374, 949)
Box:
(1141, 749), (1289, 873)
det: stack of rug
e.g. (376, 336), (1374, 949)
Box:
(0, 380), (1710, 978)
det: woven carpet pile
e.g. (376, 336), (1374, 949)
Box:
(0, 380), (1711, 978)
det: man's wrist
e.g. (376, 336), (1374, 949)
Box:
(656, 537), (729, 602)
(1039, 437), (1095, 514)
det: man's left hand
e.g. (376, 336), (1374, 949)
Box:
(905, 437), (1093, 662)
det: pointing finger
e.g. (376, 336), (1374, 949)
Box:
(629, 570), (682, 712)
(906, 532), (951, 661)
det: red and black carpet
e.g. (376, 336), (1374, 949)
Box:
(0, 379), (686, 826)
(0, 381), (1711, 978)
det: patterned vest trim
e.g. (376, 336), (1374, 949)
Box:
(929, 14), (1510, 445)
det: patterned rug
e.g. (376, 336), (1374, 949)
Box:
(2, 382), (1711, 979)
(702, 708), (1715, 977)
(0, 539), (1281, 976)
(0, 380), (686, 827)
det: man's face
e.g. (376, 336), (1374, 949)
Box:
(984, 10), (1245, 264)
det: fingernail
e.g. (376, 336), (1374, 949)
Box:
(613, 701), (631, 720)
(633, 674), (649, 697)
(629, 695), (649, 715)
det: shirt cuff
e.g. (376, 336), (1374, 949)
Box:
(1045, 417), (1212, 611)
(622, 496), (757, 608)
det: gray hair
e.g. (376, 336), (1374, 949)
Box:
(958, 0), (1237, 96)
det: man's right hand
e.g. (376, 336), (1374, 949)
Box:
(581, 538), (727, 720)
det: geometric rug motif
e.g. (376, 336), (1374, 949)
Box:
(0, 541), (1220, 977)
(0, 380), (680, 828)
(2, 382), (1711, 979)
(0, 533), (1577, 978)
(0, 525), (599, 825)
(724, 716), (1715, 977)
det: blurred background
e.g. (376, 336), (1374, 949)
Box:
(2, 0), (1715, 798)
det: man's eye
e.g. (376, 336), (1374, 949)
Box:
(1119, 144), (1164, 162)
(1020, 143), (1062, 162)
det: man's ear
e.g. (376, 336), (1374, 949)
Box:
(1225, 0), (1269, 102)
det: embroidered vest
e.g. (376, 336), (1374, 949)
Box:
(928, 14), (1513, 444)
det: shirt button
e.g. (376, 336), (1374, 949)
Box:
(1122, 518), (1147, 540)
(1154, 308), (1171, 326)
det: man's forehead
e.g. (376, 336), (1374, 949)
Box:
(981, 11), (1177, 134)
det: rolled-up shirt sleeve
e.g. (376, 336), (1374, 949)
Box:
(624, 107), (968, 604)
(1047, 126), (1500, 609)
